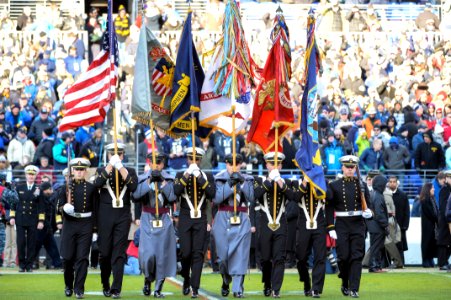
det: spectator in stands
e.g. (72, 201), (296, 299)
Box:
(383, 136), (411, 170)
(419, 182), (438, 268)
(61, 11), (85, 31)
(52, 132), (75, 181)
(346, 5), (367, 32)
(16, 6), (34, 31)
(75, 125), (94, 146)
(321, 0), (343, 32)
(415, 3), (440, 31)
(33, 127), (55, 166)
(441, 112), (451, 145)
(35, 156), (55, 185)
(415, 130), (445, 178)
(85, 7), (103, 63)
(64, 45), (84, 79)
(199, 139), (217, 171)
(0, 11), (14, 30)
(360, 138), (384, 172)
(365, 4), (382, 32)
(362, 105), (381, 138)
(0, 109), (13, 146)
(160, 2), (183, 31)
(115, 4), (131, 63)
(166, 136), (189, 171)
(28, 107), (56, 145)
(0, 154), (12, 183)
(80, 127), (104, 168)
(320, 130), (345, 175)
(7, 126), (35, 169)
(66, 32), (86, 60)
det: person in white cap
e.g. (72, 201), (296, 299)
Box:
(92, 143), (138, 298)
(132, 152), (177, 298)
(325, 155), (372, 298)
(173, 147), (215, 298)
(254, 151), (296, 298)
(56, 158), (98, 299)
(9, 165), (44, 272)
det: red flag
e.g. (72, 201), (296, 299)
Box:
(59, 1), (118, 132)
(247, 33), (294, 153)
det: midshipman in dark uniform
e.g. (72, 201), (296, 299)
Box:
(296, 178), (327, 298)
(93, 143), (138, 298)
(173, 147), (215, 298)
(56, 158), (98, 299)
(254, 152), (295, 298)
(133, 152), (177, 298)
(9, 165), (44, 272)
(213, 153), (254, 298)
(325, 155), (372, 298)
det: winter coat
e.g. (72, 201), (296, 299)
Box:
(367, 175), (388, 233)
(320, 140), (345, 173)
(437, 185), (451, 246)
(420, 196), (438, 260)
(383, 144), (410, 170)
(392, 188), (410, 250)
(414, 139), (445, 170)
(359, 147), (384, 171)
(7, 136), (35, 166)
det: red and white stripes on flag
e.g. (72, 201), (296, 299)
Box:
(58, 0), (118, 132)
(58, 52), (118, 132)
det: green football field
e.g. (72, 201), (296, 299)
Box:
(0, 269), (450, 299)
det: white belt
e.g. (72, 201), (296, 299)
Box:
(335, 210), (362, 217)
(70, 212), (92, 218)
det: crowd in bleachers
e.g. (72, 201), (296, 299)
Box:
(0, 0), (450, 274)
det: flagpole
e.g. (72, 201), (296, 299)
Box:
(231, 105), (237, 221)
(273, 124), (279, 227)
(309, 181), (314, 228)
(109, 0), (120, 206)
(150, 120), (160, 225)
(191, 112), (198, 217)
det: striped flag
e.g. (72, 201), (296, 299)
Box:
(59, 0), (118, 132)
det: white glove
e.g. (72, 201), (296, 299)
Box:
(63, 203), (74, 215)
(109, 154), (121, 167)
(268, 169), (281, 182)
(114, 161), (124, 170)
(362, 209), (373, 219)
(193, 169), (201, 178)
(92, 233), (98, 242)
(329, 230), (337, 240)
(186, 163), (197, 175)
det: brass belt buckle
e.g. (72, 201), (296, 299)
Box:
(152, 218), (163, 228)
(268, 222), (280, 231)
(230, 214), (241, 225)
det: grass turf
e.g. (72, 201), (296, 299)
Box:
(0, 271), (450, 299)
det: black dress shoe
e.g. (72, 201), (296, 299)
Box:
(272, 290), (280, 298)
(75, 293), (84, 299)
(154, 291), (165, 298)
(191, 289), (198, 298)
(26, 268), (33, 273)
(233, 292), (244, 298)
(312, 290), (320, 298)
(341, 286), (349, 296)
(111, 292), (121, 299)
(65, 287), (73, 297)
(18, 268), (25, 273)
(304, 290), (312, 296)
(103, 288), (112, 297)
(143, 280), (151, 296)
(221, 283), (230, 297)
(264, 287), (272, 297)
(350, 290), (359, 298)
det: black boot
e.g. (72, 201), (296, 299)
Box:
(221, 282), (230, 297)
(183, 278), (190, 296)
(65, 287), (73, 297)
(143, 279), (151, 296)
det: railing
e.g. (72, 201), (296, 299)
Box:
(3, 167), (437, 201)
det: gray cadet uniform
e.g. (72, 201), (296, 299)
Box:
(212, 165), (254, 296)
(133, 166), (177, 297)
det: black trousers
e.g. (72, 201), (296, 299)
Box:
(286, 218), (297, 265)
(16, 224), (37, 270)
(35, 225), (62, 268)
(97, 205), (131, 293)
(437, 245), (451, 267)
(61, 218), (93, 294)
(258, 214), (287, 292)
(335, 217), (365, 291)
(296, 218), (327, 293)
(368, 231), (385, 271)
(178, 215), (207, 291)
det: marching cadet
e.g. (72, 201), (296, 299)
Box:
(92, 143), (138, 298)
(9, 165), (44, 272)
(325, 155), (372, 298)
(173, 147), (215, 298)
(132, 152), (177, 298)
(254, 152), (295, 298)
(212, 153), (254, 298)
(56, 158), (98, 299)
(296, 178), (327, 298)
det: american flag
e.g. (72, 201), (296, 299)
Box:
(58, 0), (118, 132)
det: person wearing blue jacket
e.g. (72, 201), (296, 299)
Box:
(320, 131), (345, 175)
(359, 138), (384, 172)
